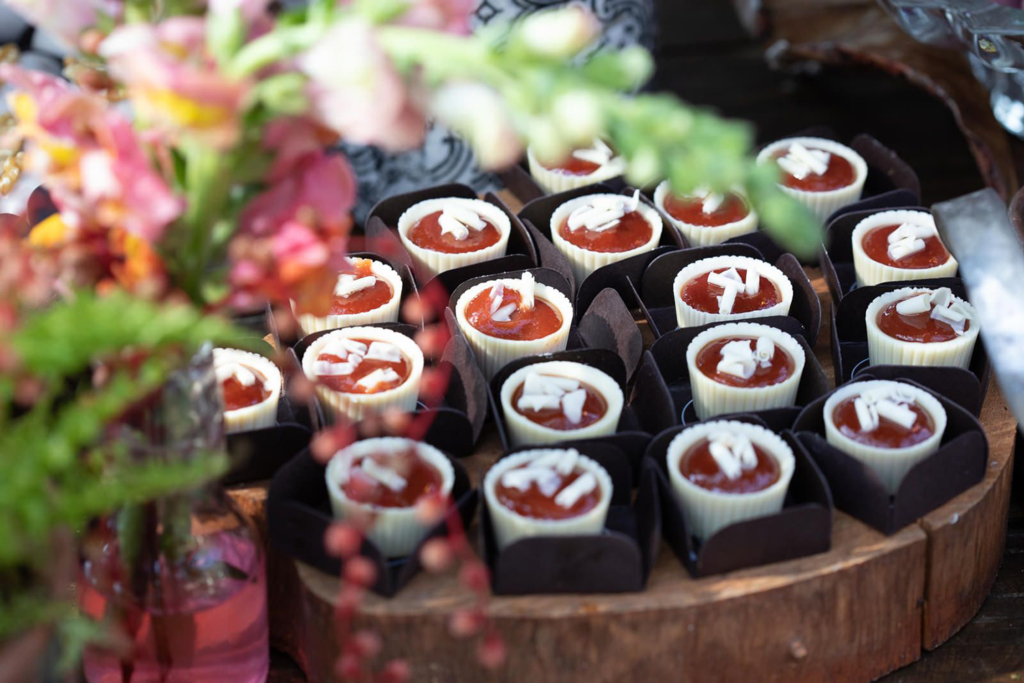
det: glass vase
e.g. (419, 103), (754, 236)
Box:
(77, 346), (269, 683)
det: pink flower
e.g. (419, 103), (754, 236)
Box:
(240, 150), (356, 236)
(0, 65), (183, 242)
(298, 19), (426, 151)
(2, 0), (117, 49)
(231, 149), (355, 313)
(262, 117), (339, 182)
(100, 19), (248, 148)
(396, 0), (475, 35)
(271, 221), (330, 284)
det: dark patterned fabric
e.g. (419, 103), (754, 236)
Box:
(347, 0), (655, 222)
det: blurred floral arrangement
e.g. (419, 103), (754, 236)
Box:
(0, 0), (820, 678)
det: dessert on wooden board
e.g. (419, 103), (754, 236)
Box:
(294, 257), (403, 335)
(666, 420), (796, 540)
(397, 197), (512, 276)
(454, 271), (573, 380)
(214, 347), (282, 433)
(654, 180), (759, 246)
(499, 360), (624, 447)
(324, 437), (455, 557)
(484, 447), (613, 550)
(302, 326), (424, 422)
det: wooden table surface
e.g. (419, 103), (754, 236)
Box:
(268, 1), (1024, 680)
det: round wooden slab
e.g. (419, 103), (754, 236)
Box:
(229, 273), (1017, 683)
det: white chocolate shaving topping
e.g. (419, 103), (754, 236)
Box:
(334, 274), (377, 298)
(216, 362), (256, 387)
(438, 205), (487, 241)
(358, 457), (408, 492)
(488, 272), (536, 323)
(316, 338), (405, 384)
(566, 190), (641, 234)
(705, 266), (761, 315)
(706, 431), (758, 481)
(499, 449), (597, 509)
(716, 336), (776, 380)
(571, 139), (616, 167)
(885, 218), (938, 262)
(516, 371), (593, 426)
(893, 287), (972, 336)
(777, 142), (830, 180)
(554, 473), (597, 509)
(356, 368), (402, 390)
(849, 384), (920, 433)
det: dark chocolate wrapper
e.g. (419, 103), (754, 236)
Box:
(830, 279), (989, 416)
(645, 422), (832, 577)
(648, 317), (831, 430)
(480, 440), (660, 595)
(293, 323), (487, 457)
(792, 375), (987, 535)
(267, 446), (477, 598)
(223, 421), (311, 487)
(364, 184), (537, 287)
(639, 243), (822, 346)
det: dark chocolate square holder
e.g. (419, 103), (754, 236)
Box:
(643, 420), (832, 577)
(488, 347), (676, 482)
(289, 322), (488, 458)
(820, 203), (946, 305)
(639, 243), (823, 346)
(266, 443), (478, 598)
(222, 404), (312, 487)
(363, 183), (538, 291)
(480, 439), (661, 595)
(830, 280), (990, 416)
(445, 266), (646, 382)
(647, 317), (831, 431)
(516, 182), (689, 295)
(792, 375), (988, 535)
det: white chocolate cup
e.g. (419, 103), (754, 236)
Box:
(302, 326), (424, 423)
(666, 420), (795, 540)
(397, 198), (511, 277)
(756, 137), (868, 222)
(865, 287), (979, 369)
(484, 449), (613, 551)
(499, 361), (625, 447)
(654, 180), (759, 247)
(294, 258), (404, 336)
(324, 437), (455, 557)
(526, 146), (625, 194)
(214, 348), (282, 434)
(850, 210), (958, 287)
(687, 322), (807, 420)
(673, 255), (794, 329)
(454, 278), (573, 381)
(823, 380), (947, 493)
(549, 194), (663, 285)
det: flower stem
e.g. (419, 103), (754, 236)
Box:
(180, 144), (232, 304)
